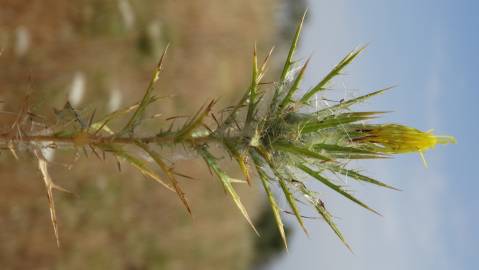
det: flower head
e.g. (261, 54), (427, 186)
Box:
(353, 124), (456, 154)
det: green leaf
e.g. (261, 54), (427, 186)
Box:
(327, 164), (400, 190)
(297, 163), (381, 215)
(91, 96), (161, 135)
(253, 147), (308, 235)
(258, 46), (274, 82)
(246, 45), (259, 125)
(198, 147), (259, 235)
(312, 143), (389, 160)
(224, 140), (251, 185)
(278, 176), (308, 235)
(280, 10), (307, 81)
(277, 58), (310, 113)
(313, 143), (379, 155)
(300, 46), (366, 104)
(91, 101), (145, 135)
(120, 45), (169, 135)
(221, 47), (273, 132)
(250, 151), (288, 249)
(298, 183), (352, 251)
(331, 153), (390, 159)
(301, 112), (385, 133)
(136, 142), (192, 214)
(316, 87), (392, 116)
(99, 144), (174, 192)
(271, 10), (307, 109)
(273, 141), (331, 161)
(175, 100), (215, 142)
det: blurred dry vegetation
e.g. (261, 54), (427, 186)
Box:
(0, 0), (307, 269)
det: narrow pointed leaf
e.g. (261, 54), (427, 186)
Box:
(316, 87), (392, 116)
(224, 140), (251, 185)
(253, 147), (308, 235)
(120, 45), (169, 135)
(301, 111), (385, 133)
(328, 164), (400, 190)
(278, 176), (308, 235)
(250, 152), (288, 249)
(100, 144), (174, 192)
(198, 148), (259, 235)
(299, 184), (352, 251)
(313, 143), (380, 155)
(273, 141), (331, 161)
(92, 96), (160, 135)
(300, 46), (365, 104)
(330, 153), (390, 160)
(277, 58), (310, 112)
(280, 10), (307, 81)
(297, 163), (381, 215)
(246, 45), (259, 124)
(175, 100), (215, 141)
(272, 10), (307, 109)
(258, 46), (274, 82)
(136, 142), (192, 214)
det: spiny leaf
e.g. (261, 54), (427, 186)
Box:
(300, 112), (386, 133)
(120, 45), (169, 135)
(246, 45), (260, 125)
(277, 58), (310, 113)
(313, 143), (381, 155)
(253, 147), (308, 235)
(299, 183), (352, 251)
(221, 46), (272, 131)
(329, 153), (391, 160)
(175, 100), (215, 142)
(224, 140), (251, 185)
(280, 10), (307, 81)
(273, 141), (331, 161)
(313, 143), (389, 160)
(271, 10), (307, 109)
(92, 96), (160, 135)
(316, 87), (392, 116)
(136, 142), (192, 214)
(300, 46), (366, 104)
(258, 46), (274, 82)
(198, 147), (259, 235)
(327, 164), (400, 190)
(100, 144), (174, 192)
(278, 176), (308, 235)
(250, 151), (288, 249)
(297, 163), (381, 216)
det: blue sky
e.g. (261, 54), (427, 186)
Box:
(268, 1), (478, 269)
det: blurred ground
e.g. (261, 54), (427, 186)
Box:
(0, 1), (289, 269)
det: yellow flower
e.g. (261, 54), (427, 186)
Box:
(354, 124), (456, 154)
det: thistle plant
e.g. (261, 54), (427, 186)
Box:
(0, 14), (455, 249)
